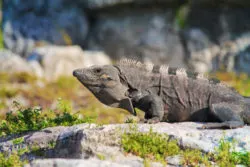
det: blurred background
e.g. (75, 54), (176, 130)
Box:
(1, 0), (250, 124)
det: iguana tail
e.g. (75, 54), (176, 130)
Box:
(244, 96), (250, 104)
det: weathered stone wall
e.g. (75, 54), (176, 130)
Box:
(3, 0), (250, 73)
(3, 0), (89, 56)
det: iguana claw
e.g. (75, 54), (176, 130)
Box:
(144, 117), (160, 124)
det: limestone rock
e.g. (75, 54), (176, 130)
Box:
(0, 49), (44, 77)
(30, 46), (111, 80)
(25, 159), (131, 167)
(1, 123), (250, 166)
(166, 155), (182, 166)
(25, 158), (167, 167)
(0, 50), (34, 74)
(1, 123), (249, 159)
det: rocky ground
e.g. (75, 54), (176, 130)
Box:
(0, 61), (250, 166)
(0, 46), (111, 81)
(0, 123), (249, 167)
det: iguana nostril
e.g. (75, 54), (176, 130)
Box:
(73, 70), (79, 77)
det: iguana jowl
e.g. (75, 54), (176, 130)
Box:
(73, 59), (250, 129)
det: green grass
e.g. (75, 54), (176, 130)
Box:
(12, 137), (24, 145)
(0, 72), (131, 125)
(182, 149), (211, 167)
(175, 4), (189, 29)
(122, 125), (179, 162)
(212, 72), (250, 96)
(0, 88), (18, 98)
(214, 138), (250, 167)
(0, 99), (94, 137)
(0, 152), (27, 167)
(121, 125), (250, 166)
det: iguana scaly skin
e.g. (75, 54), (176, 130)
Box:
(73, 59), (250, 129)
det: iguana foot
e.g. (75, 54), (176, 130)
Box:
(201, 121), (244, 129)
(138, 118), (145, 123)
(203, 103), (245, 129)
(144, 117), (160, 124)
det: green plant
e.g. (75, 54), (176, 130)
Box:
(0, 152), (27, 167)
(143, 158), (151, 167)
(212, 72), (250, 96)
(48, 140), (56, 149)
(96, 153), (106, 160)
(182, 149), (211, 167)
(121, 125), (179, 162)
(0, 101), (6, 110)
(214, 138), (250, 167)
(125, 117), (137, 123)
(12, 137), (24, 145)
(0, 100), (94, 137)
(0, 72), (131, 124)
(17, 147), (29, 156)
(29, 146), (46, 157)
(57, 98), (71, 112)
(10, 72), (38, 84)
(0, 88), (17, 98)
(231, 151), (250, 166)
(121, 126), (250, 166)
(175, 5), (189, 29)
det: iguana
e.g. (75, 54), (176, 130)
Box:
(73, 59), (250, 129)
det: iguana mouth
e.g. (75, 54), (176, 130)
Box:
(79, 81), (102, 87)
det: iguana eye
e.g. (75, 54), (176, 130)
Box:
(94, 68), (102, 73)
(107, 77), (112, 81)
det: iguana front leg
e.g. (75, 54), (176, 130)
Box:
(134, 95), (164, 124)
(202, 102), (244, 129)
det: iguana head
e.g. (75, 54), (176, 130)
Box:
(73, 65), (136, 115)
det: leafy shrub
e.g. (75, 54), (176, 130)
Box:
(121, 125), (179, 162)
(231, 152), (250, 167)
(214, 138), (250, 167)
(0, 88), (17, 98)
(0, 152), (27, 167)
(9, 72), (38, 84)
(213, 72), (250, 96)
(0, 99), (95, 136)
(122, 126), (250, 166)
(182, 149), (211, 167)
(12, 137), (24, 145)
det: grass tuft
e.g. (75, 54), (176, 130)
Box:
(121, 126), (250, 166)
(0, 152), (27, 167)
(121, 125), (179, 162)
(0, 99), (94, 137)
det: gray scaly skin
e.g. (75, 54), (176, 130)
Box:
(73, 60), (250, 129)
